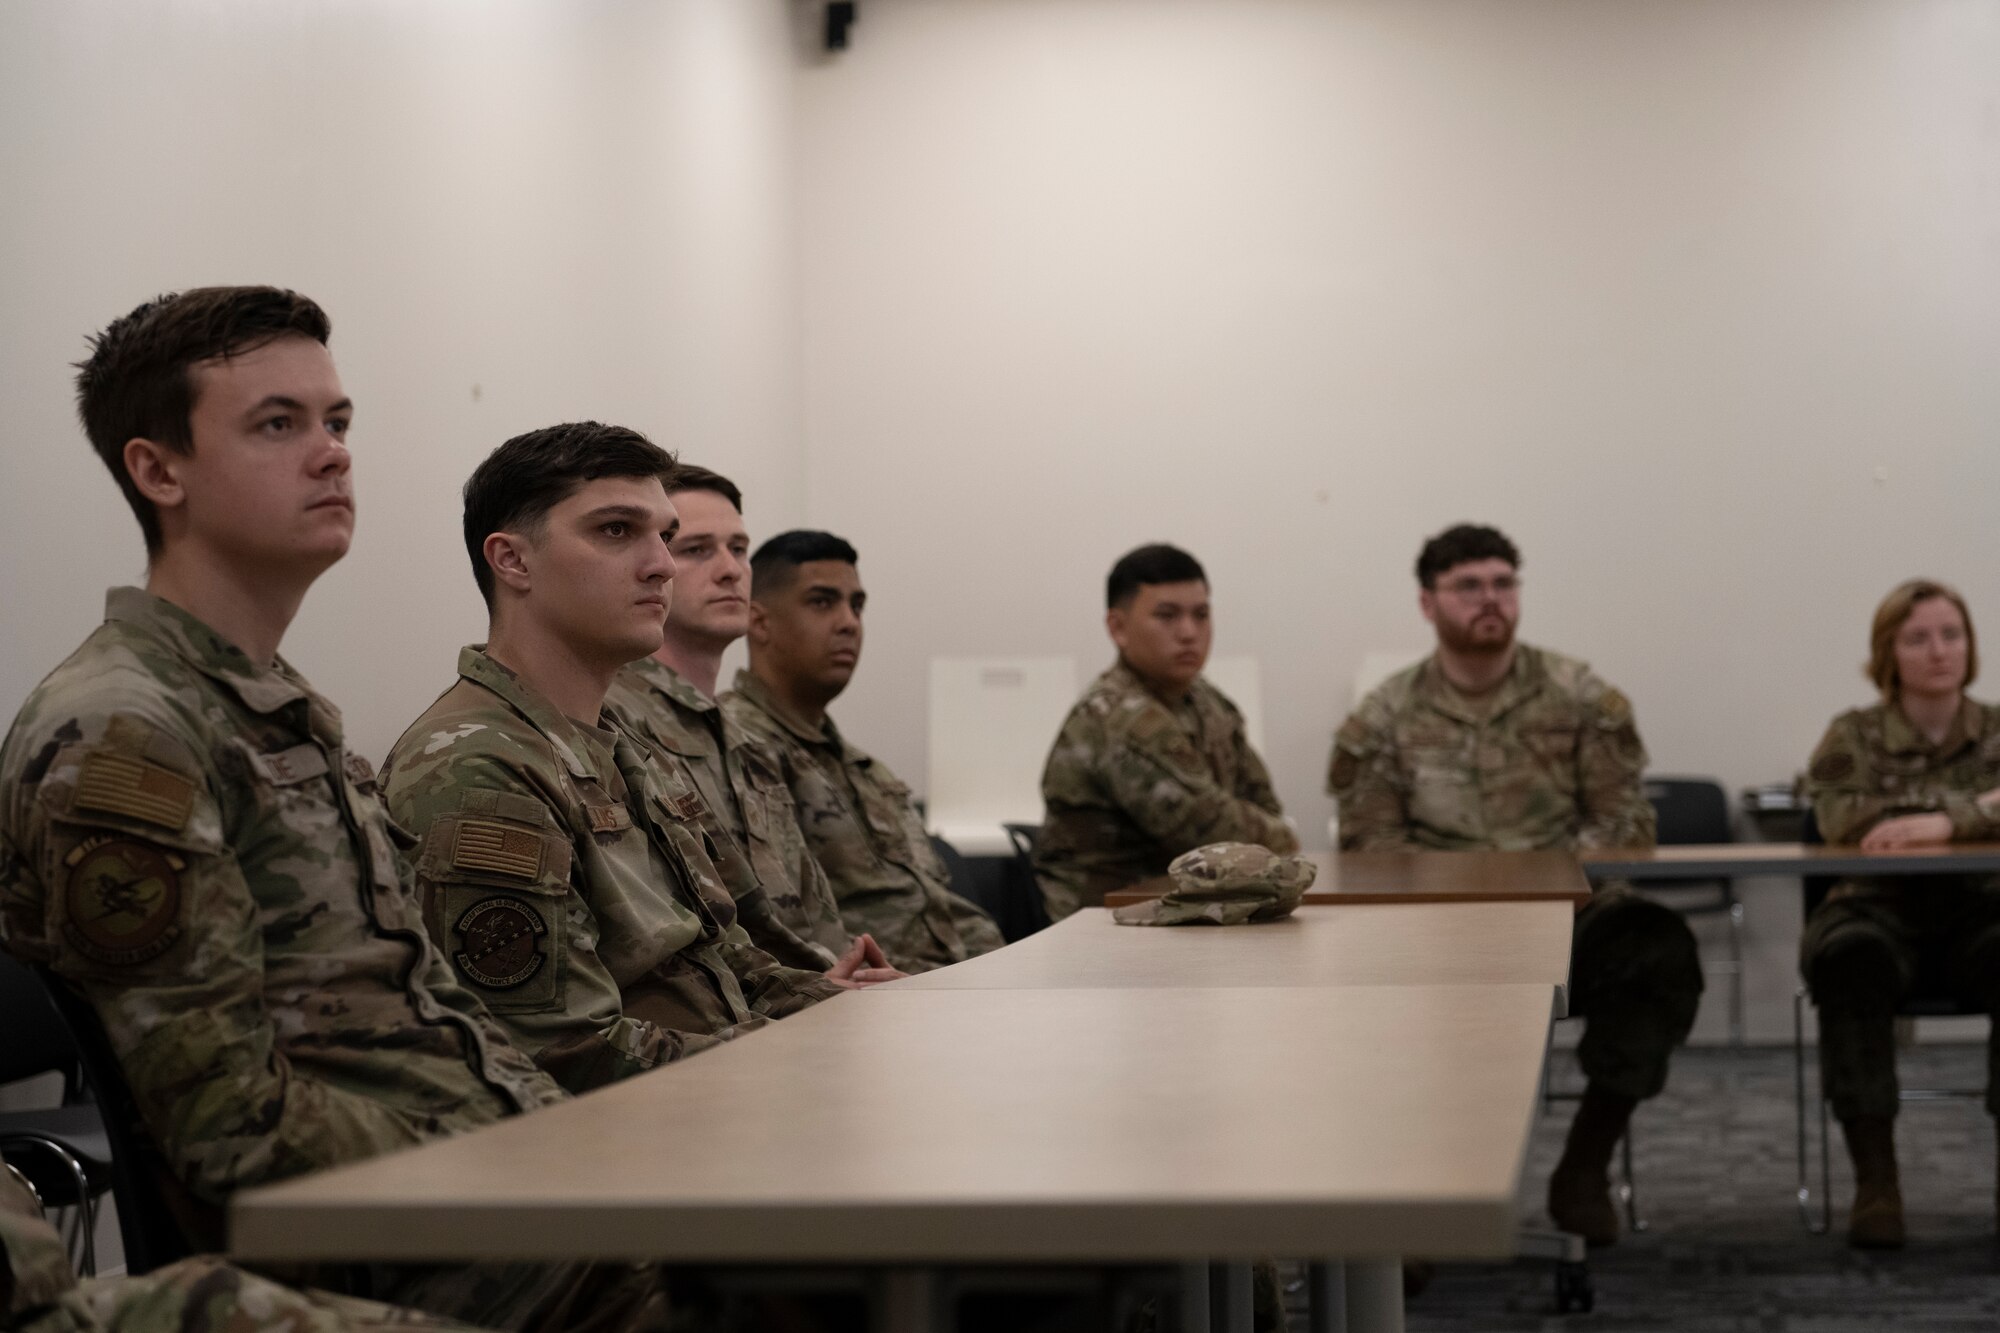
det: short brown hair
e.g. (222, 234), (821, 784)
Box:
(461, 421), (678, 609)
(74, 286), (331, 555)
(1867, 579), (1978, 699)
(1415, 523), (1520, 589)
(666, 464), (742, 512)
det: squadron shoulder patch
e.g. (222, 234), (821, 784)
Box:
(1810, 751), (1856, 783)
(1327, 749), (1361, 791)
(62, 836), (185, 966)
(1595, 689), (1635, 727)
(453, 896), (549, 989)
(451, 818), (544, 880)
(72, 752), (195, 830)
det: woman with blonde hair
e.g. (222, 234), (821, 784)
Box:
(1803, 578), (2000, 1249)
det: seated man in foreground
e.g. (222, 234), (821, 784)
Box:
(0, 287), (659, 1329)
(1034, 543), (1298, 920)
(722, 530), (1005, 973)
(1327, 522), (1701, 1246)
(383, 425), (851, 1094)
(602, 464), (894, 979)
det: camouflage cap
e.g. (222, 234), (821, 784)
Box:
(1111, 842), (1317, 926)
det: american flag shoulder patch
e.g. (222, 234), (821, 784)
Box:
(72, 752), (196, 831)
(451, 818), (545, 880)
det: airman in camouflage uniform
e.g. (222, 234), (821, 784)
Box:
(1805, 701), (2000, 1123)
(0, 289), (667, 1331)
(1035, 544), (1297, 921)
(1037, 664), (1296, 919)
(384, 647), (843, 1093)
(1, 1162), (477, 1333)
(1327, 525), (1700, 1247)
(1801, 579), (2000, 1247)
(604, 656), (851, 969)
(724, 670), (1005, 972)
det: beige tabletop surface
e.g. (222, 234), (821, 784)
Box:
(889, 903), (1574, 1003)
(1580, 841), (2000, 880)
(1107, 849), (1590, 907)
(231, 983), (1554, 1265)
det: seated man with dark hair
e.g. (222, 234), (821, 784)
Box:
(382, 426), (853, 1095)
(1328, 521), (1701, 1247)
(0, 288), (661, 1330)
(722, 530), (1005, 973)
(602, 465), (895, 981)
(1033, 542), (1297, 920)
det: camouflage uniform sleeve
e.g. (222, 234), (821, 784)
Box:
(1572, 678), (1656, 850)
(1100, 710), (1297, 857)
(1327, 707), (1416, 851)
(2, 1160), (76, 1313)
(1229, 720), (1287, 820)
(710, 828), (840, 971)
(1805, 713), (1897, 845)
(7, 721), (440, 1200)
(385, 750), (727, 1094)
(713, 921), (844, 1019)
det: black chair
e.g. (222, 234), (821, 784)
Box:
(0, 951), (111, 1275)
(1639, 776), (1745, 1046)
(1792, 809), (1984, 1232)
(34, 968), (201, 1273)
(1000, 823), (1052, 940)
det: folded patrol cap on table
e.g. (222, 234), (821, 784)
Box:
(1111, 842), (1317, 926)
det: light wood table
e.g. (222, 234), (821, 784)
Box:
(890, 903), (1576, 1014)
(1579, 841), (2000, 882)
(1105, 849), (1590, 908)
(234, 984), (1554, 1332)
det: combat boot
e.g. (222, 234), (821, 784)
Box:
(1546, 1083), (1636, 1247)
(1840, 1115), (1904, 1249)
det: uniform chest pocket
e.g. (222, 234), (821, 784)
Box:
(421, 811), (569, 1013)
(1524, 724), (1581, 768)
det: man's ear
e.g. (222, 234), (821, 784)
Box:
(745, 598), (771, 646)
(484, 531), (533, 598)
(1105, 606), (1129, 654)
(1418, 587), (1438, 627)
(123, 438), (187, 513)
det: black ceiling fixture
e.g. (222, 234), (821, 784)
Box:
(825, 2), (856, 51)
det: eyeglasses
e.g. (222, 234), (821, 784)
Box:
(1437, 576), (1520, 601)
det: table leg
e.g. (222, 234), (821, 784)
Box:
(1307, 1261), (1346, 1333)
(868, 1268), (947, 1333)
(1342, 1260), (1403, 1333)
(1213, 1262), (1254, 1333)
(1177, 1263), (1210, 1333)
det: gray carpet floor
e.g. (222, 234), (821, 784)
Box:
(1399, 1041), (2000, 1331)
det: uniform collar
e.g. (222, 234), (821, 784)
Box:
(1882, 696), (1984, 758)
(623, 655), (717, 716)
(730, 668), (843, 749)
(1412, 643), (1546, 725)
(104, 586), (329, 728)
(456, 645), (607, 780)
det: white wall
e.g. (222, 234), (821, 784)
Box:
(0, 0), (806, 763)
(796, 0), (2000, 845)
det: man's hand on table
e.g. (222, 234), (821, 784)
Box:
(824, 932), (906, 989)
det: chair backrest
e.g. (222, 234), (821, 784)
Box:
(1798, 807), (1839, 921)
(0, 952), (81, 1100)
(1202, 656), (1265, 753)
(926, 657), (1078, 844)
(34, 971), (202, 1273)
(1642, 776), (1732, 845)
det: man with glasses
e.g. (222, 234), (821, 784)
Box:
(1327, 523), (1700, 1248)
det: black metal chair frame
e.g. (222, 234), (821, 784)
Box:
(1639, 776), (1746, 1047)
(1, 951), (110, 1275)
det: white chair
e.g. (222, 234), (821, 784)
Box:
(926, 657), (1078, 857)
(1201, 656), (1264, 753)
